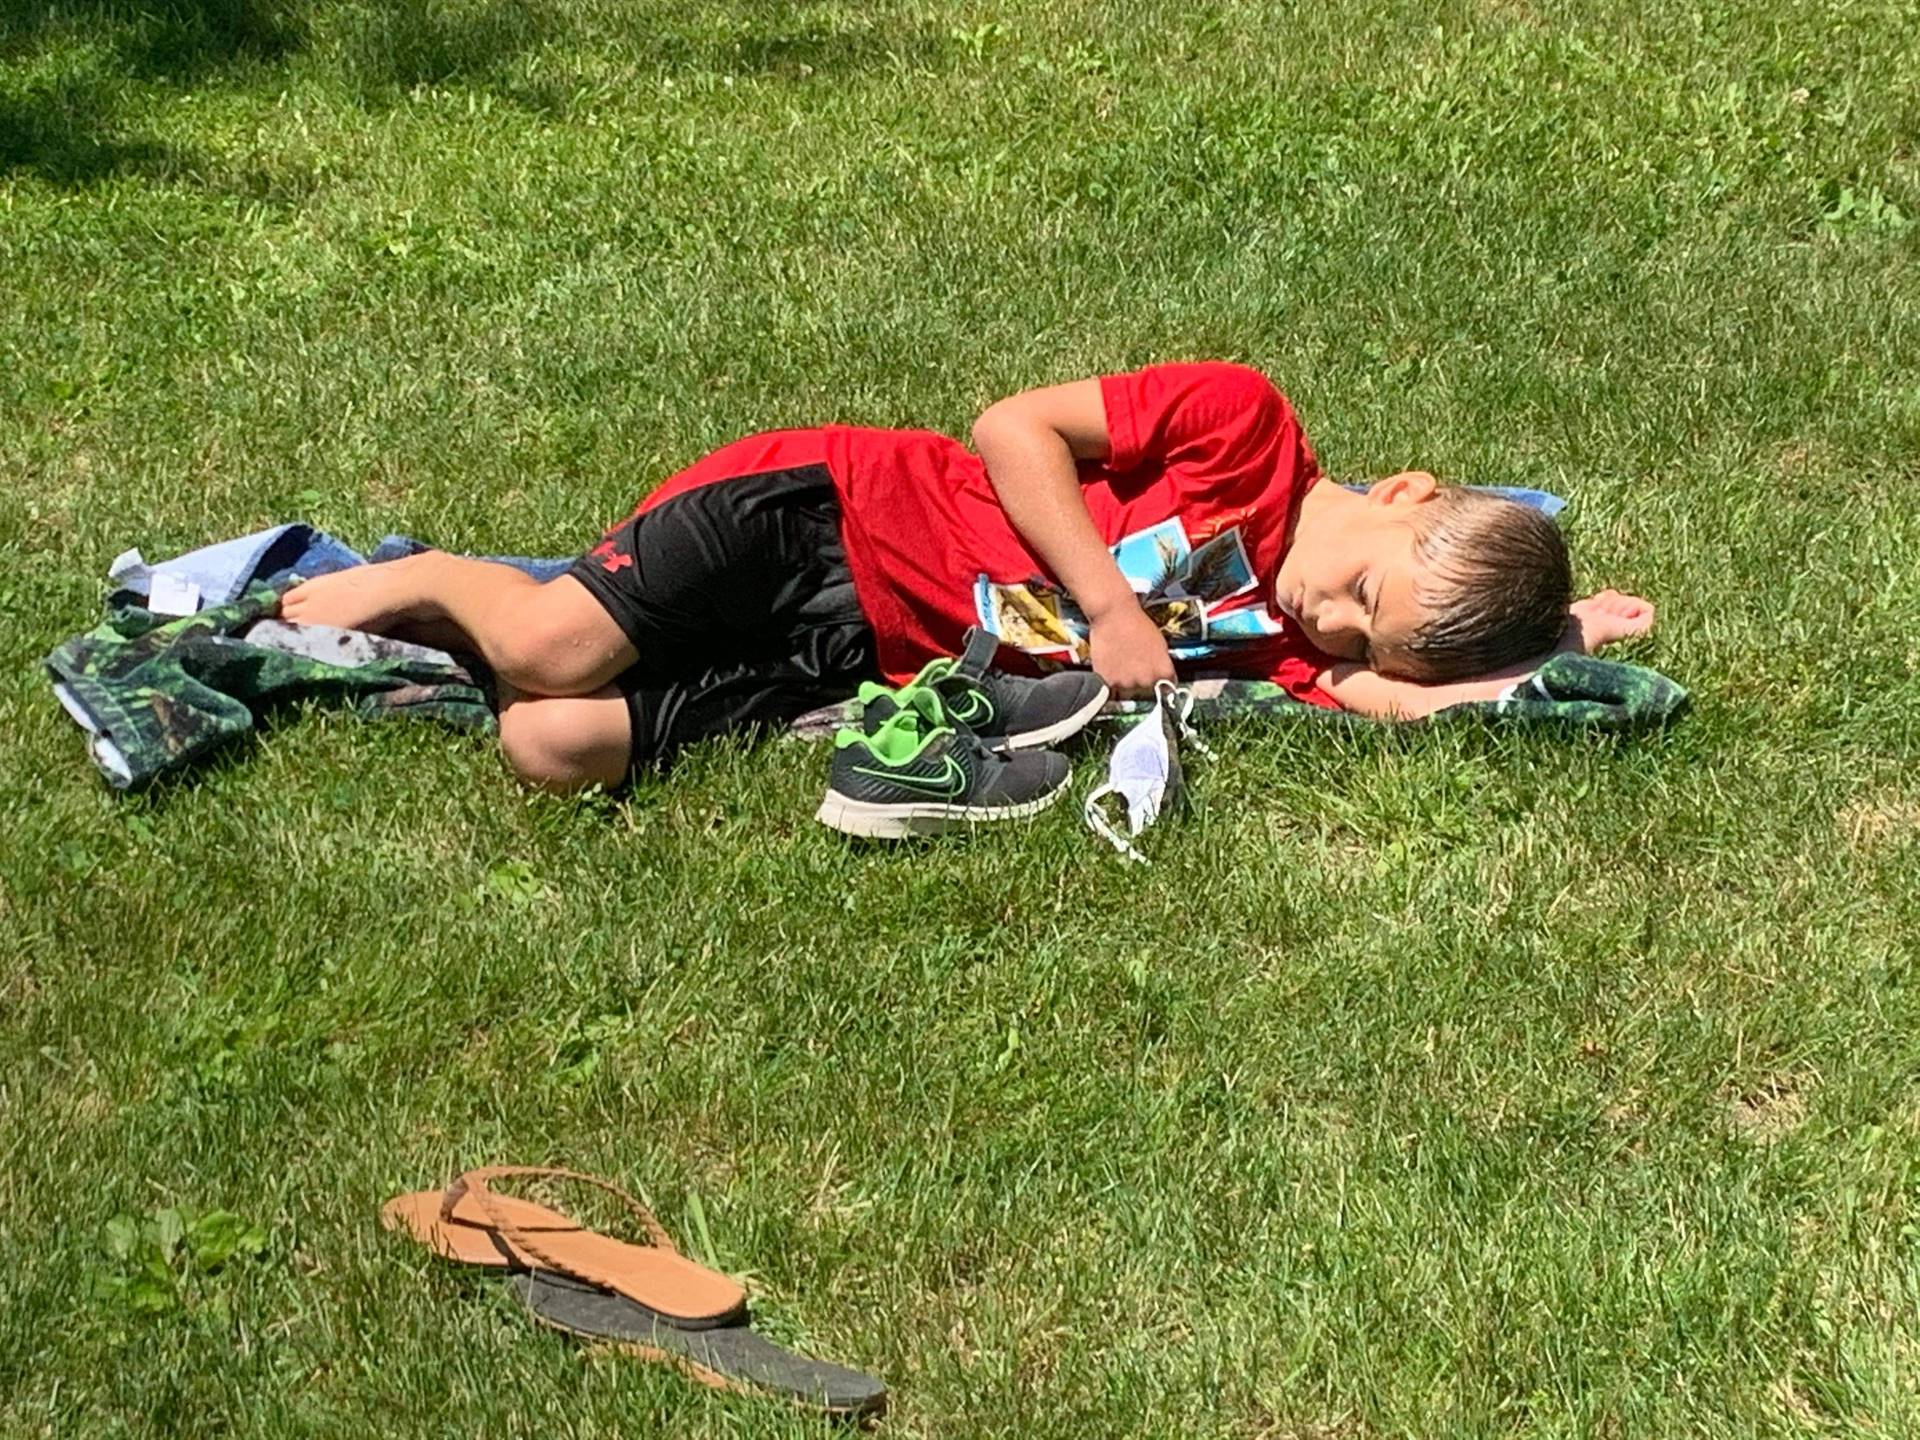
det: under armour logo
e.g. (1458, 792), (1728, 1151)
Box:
(590, 540), (633, 574)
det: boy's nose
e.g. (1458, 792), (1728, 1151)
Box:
(1315, 600), (1367, 655)
(1320, 598), (1362, 639)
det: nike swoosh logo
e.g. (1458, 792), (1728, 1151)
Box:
(853, 754), (967, 798)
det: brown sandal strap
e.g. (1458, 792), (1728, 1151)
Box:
(442, 1166), (677, 1276)
(381, 1190), (517, 1267)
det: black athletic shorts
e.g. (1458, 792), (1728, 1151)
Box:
(567, 457), (879, 774)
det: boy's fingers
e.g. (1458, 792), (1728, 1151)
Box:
(1594, 591), (1653, 618)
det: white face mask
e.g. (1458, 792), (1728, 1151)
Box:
(1083, 681), (1213, 863)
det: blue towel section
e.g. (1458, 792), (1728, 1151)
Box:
(1338, 483), (1566, 518)
(112, 524), (573, 610)
(112, 524), (367, 606)
(1468, 485), (1565, 518)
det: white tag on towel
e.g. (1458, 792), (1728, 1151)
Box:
(148, 572), (203, 616)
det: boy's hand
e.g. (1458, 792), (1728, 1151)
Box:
(1088, 603), (1176, 697)
(1566, 590), (1655, 653)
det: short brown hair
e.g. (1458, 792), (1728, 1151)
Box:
(1384, 489), (1572, 682)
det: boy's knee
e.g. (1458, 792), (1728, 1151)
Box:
(498, 700), (627, 794)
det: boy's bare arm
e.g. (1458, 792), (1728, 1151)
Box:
(972, 380), (1176, 696)
(1319, 590), (1656, 720)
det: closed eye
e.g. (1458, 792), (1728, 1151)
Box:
(1353, 575), (1375, 620)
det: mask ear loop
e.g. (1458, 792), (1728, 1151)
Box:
(1083, 783), (1150, 864)
(1156, 680), (1216, 760)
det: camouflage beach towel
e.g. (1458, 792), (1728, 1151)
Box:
(45, 586), (491, 790)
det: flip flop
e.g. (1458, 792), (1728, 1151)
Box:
(380, 1167), (747, 1328)
(509, 1268), (888, 1418)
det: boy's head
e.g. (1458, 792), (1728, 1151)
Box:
(1273, 473), (1572, 681)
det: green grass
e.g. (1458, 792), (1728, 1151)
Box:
(4, 0), (1919, 1434)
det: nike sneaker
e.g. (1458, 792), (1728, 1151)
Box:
(891, 627), (1110, 751)
(815, 683), (1071, 839)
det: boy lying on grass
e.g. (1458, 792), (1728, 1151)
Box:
(284, 362), (1655, 793)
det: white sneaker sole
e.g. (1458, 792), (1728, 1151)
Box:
(998, 685), (1112, 752)
(814, 775), (1071, 839)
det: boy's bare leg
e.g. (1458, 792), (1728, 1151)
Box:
(281, 553), (637, 698)
(496, 680), (631, 793)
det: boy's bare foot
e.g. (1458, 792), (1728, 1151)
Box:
(279, 553), (443, 634)
(1567, 589), (1655, 652)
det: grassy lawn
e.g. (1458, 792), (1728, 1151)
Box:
(4, 0), (1919, 1433)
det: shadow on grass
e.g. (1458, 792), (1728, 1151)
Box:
(1, 0), (550, 183)
(0, 2), (952, 183)
(0, 81), (185, 185)
(0, 0), (306, 80)
(1, 0), (305, 185)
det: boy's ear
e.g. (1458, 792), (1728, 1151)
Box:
(1368, 471), (1438, 507)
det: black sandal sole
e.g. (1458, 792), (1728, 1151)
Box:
(507, 1269), (887, 1418)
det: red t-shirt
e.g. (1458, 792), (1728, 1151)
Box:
(823, 361), (1339, 705)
